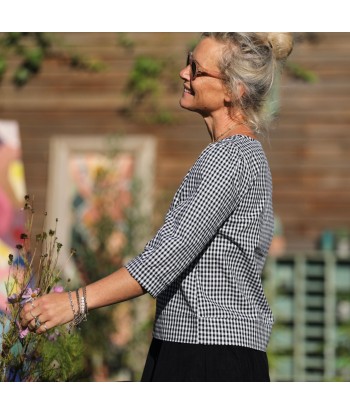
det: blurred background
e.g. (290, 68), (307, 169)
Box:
(0, 32), (349, 381)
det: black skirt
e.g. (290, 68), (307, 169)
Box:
(141, 337), (270, 382)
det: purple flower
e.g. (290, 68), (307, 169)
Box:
(47, 329), (61, 342)
(53, 286), (64, 293)
(16, 321), (29, 338)
(20, 287), (41, 305)
(19, 327), (29, 338)
(7, 294), (19, 304)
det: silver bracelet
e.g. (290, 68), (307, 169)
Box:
(76, 287), (86, 316)
(67, 289), (88, 333)
(68, 290), (77, 316)
(67, 290), (78, 333)
(75, 288), (80, 309)
(81, 286), (88, 317)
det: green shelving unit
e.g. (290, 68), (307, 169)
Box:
(263, 252), (350, 382)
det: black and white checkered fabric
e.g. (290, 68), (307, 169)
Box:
(126, 135), (275, 351)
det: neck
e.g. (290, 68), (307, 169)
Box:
(204, 115), (255, 143)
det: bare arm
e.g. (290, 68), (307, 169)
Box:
(19, 267), (146, 334)
(86, 266), (146, 309)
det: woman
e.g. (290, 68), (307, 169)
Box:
(20, 32), (294, 382)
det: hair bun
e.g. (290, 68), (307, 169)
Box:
(267, 32), (294, 60)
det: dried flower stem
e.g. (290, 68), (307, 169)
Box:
(0, 194), (81, 381)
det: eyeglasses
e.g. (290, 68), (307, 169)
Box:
(186, 52), (224, 81)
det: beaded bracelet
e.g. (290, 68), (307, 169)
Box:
(79, 286), (88, 321)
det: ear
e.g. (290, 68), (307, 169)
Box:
(236, 82), (246, 100)
(223, 90), (232, 105)
(223, 82), (245, 105)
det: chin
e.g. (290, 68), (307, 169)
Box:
(179, 96), (197, 112)
(179, 100), (189, 110)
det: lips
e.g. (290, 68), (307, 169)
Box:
(184, 85), (194, 95)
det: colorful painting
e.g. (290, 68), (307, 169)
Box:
(69, 151), (136, 275)
(46, 134), (156, 282)
(0, 120), (27, 312)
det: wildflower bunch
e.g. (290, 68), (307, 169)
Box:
(0, 195), (84, 381)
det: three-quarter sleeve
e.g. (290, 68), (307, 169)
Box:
(125, 142), (253, 297)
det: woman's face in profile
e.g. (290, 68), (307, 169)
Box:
(179, 37), (229, 117)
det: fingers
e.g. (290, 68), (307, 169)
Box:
(20, 300), (39, 328)
(28, 319), (37, 331)
(36, 321), (50, 335)
(19, 292), (71, 335)
(19, 299), (46, 334)
(23, 306), (50, 334)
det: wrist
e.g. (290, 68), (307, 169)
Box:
(66, 287), (88, 332)
(67, 290), (78, 320)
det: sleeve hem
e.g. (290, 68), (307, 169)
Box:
(125, 262), (161, 298)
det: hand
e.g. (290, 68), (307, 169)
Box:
(19, 292), (75, 334)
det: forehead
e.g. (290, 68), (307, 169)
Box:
(193, 37), (226, 68)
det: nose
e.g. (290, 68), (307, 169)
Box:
(179, 63), (191, 81)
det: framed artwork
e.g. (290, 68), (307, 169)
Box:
(46, 134), (156, 284)
(0, 120), (27, 312)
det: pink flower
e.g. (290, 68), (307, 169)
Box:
(19, 327), (29, 338)
(21, 287), (40, 305)
(53, 286), (64, 293)
(16, 321), (29, 338)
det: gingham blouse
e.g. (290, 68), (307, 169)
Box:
(126, 134), (274, 351)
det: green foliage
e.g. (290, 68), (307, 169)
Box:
(70, 54), (107, 72)
(126, 56), (163, 103)
(285, 61), (318, 83)
(0, 55), (6, 79)
(150, 110), (174, 125)
(0, 326), (84, 382)
(33, 327), (85, 381)
(117, 33), (135, 52)
(23, 48), (44, 72)
(0, 32), (106, 87)
(122, 53), (177, 125)
(333, 324), (350, 381)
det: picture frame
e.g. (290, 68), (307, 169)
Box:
(46, 134), (156, 282)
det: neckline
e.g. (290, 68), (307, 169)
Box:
(211, 134), (257, 144)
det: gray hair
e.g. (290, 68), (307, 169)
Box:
(202, 32), (294, 136)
